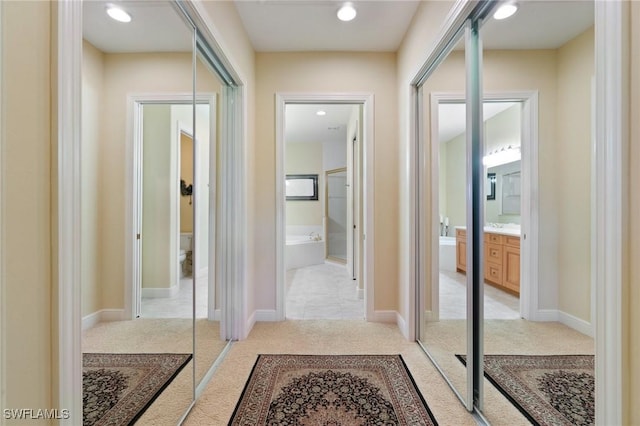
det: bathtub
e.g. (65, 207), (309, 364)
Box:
(439, 236), (457, 272)
(286, 235), (325, 270)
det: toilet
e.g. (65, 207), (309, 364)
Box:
(179, 233), (193, 278)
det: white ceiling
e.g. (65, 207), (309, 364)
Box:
(481, 1), (593, 50)
(82, 1), (593, 143)
(82, 1), (594, 55)
(233, 0), (421, 52)
(82, 1), (193, 53)
(439, 102), (519, 143)
(286, 104), (358, 144)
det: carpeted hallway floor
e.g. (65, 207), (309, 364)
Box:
(183, 320), (518, 426)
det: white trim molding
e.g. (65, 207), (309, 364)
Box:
(535, 309), (594, 338)
(57, 1), (83, 423)
(125, 93), (216, 321)
(275, 93), (375, 323)
(81, 309), (125, 331)
(595, 1), (626, 424)
(421, 91), (539, 325)
(141, 286), (180, 299)
(0, 0), (5, 413)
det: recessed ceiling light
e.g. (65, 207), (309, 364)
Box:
(316, 110), (327, 116)
(493, 3), (518, 20)
(337, 3), (357, 22)
(106, 4), (132, 23)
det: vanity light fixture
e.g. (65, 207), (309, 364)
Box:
(316, 110), (327, 116)
(483, 145), (521, 167)
(337, 3), (357, 22)
(493, 2), (518, 20)
(106, 4), (132, 23)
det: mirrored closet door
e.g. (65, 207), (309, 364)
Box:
(80, 1), (236, 423)
(416, 31), (472, 408)
(416, 0), (596, 423)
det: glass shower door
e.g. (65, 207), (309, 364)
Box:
(326, 168), (347, 262)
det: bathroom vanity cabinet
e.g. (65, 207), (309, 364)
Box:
(455, 228), (520, 295)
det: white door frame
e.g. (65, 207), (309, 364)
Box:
(426, 91), (539, 323)
(126, 94), (216, 320)
(275, 93), (374, 321)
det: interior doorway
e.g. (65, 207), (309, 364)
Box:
(127, 95), (217, 322)
(275, 93), (375, 321)
(427, 92), (539, 323)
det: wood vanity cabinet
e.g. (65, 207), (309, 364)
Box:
(502, 236), (521, 294)
(456, 229), (467, 272)
(455, 229), (520, 295)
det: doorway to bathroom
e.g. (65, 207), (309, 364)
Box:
(128, 95), (217, 322)
(434, 97), (532, 322)
(275, 94), (374, 321)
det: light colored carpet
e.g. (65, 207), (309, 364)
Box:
(421, 319), (595, 425)
(184, 321), (478, 425)
(82, 318), (227, 426)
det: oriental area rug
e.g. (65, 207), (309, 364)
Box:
(457, 354), (594, 426)
(83, 352), (191, 426)
(229, 354), (438, 425)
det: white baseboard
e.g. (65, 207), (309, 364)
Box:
(356, 284), (364, 299)
(196, 266), (208, 280)
(141, 285), (179, 299)
(245, 309), (278, 338)
(396, 312), (410, 340)
(254, 309), (278, 321)
(82, 309), (124, 331)
(210, 308), (222, 321)
(423, 310), (438, 323)
(370, 310), (397, 323)
(558, 311), (594, 338)
(534, 309), (559, 322)
(535, 309), (593, 337)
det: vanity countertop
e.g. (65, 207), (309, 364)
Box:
(454, 225), (521, 237)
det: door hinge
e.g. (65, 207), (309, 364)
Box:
(137, 233), (141, 240)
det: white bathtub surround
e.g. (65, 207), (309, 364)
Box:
(439, 236), (457, 272)
(286, 237), (325, 270)
(286, 225), (323, 237)
(285, 225), (325, 270)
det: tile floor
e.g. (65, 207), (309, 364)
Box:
(439, 270), (521, 319)
(141, 274), (209, 319)
(285, 262), (365, 320)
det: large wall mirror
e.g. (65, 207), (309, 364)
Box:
(80, 1), (233, 423)
(416, 0), (595, 423)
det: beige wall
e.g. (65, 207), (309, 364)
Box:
(255, 52), (398, 312)
(1, 0), (53, 418)
(98, 52), (217, 309)
(396, 0), (457, 330)
(81, 40), (103, 316)
(485, 104), (521, 152)
(443, 131), (465, 232)
(142, 105), (173, 290)
(286, 143), (323, 226)
(556, 27), (594, 322)
(419, 48), (561, 310)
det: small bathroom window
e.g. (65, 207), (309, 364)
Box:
(286, 174), (318, 201)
